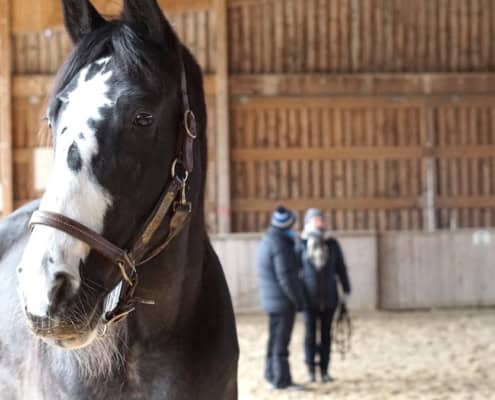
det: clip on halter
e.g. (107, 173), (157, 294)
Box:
(171, 159), (192, 213)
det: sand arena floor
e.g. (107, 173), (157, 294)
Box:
(236, 309), (495, 400)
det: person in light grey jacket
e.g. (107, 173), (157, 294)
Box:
(298, 208), (351, 383)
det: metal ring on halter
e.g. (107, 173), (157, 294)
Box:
(171, 159), (189, 183)
(184, 110), (197, 139)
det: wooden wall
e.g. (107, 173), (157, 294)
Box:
(229, 94), (495, 232)
(228, 0), (495, 74)
(226, 0), (495, 233)
(1, 0), (495, 234)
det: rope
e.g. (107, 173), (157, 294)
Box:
(332, 301), (352, 360)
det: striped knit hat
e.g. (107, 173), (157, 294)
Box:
(271, 206), (296, 229)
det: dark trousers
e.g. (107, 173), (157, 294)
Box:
(264, 310), (295, 388)
(304, 307), (336, 375)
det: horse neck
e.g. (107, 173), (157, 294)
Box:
(130, 209), (206, 340)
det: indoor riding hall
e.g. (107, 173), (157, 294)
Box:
(0, 0), (494, 399)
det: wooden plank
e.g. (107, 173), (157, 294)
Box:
(229, 73), (495, 96)
(261, 0), (272, 73)
(307, 0), (316, 72)
(231, 94), (495, 109)
(0, 0), (13, 213)
(318, 0), (328, 72)
(13, 74), (217, 97)
(273, 0), (284, 73)
(329, 0), (338, 72)
(232, 146), (425, 161)
(12, 0), (214, 33)
(421, 101), (436, 232)
(214, 0), (231, 233)
(232, 197), (421, 212)
(437, 196), (495, 209)
(241, 3), (251, 73)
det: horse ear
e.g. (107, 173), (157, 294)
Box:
(122, 0), (177, 47)
(61, 0), (106, 44)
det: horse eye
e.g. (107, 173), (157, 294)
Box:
(133, 112), (154, 127)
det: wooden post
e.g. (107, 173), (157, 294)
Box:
(214, 0), (231, 233)
(422, 105), (436, 232)
(0, 0), (13, 215)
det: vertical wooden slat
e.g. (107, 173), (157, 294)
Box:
(0, 0), (13, 214)
(306, 0), (316, 72)
(438, 0), (448, 72)
(339, 0), (350, 72)
(318, 0), (328, 72)
(215, 0), (231, 233)
(329, 0), (339, 72)
(273, 0), (284, 73)
(362, 0), (371, 72)
(261, 0), (272, 73)
(383, 0), (393, 73)
(422, 105), (436, 232)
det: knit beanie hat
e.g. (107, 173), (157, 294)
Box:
(271, 206), (296, 229)
(304, 208), (324, 225)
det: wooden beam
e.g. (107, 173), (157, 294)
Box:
(13, 75), (54, 97)
(214, 0), (231, 233)
(12, 0), (214, 32)
(13, 74), (217, 97)
(231, 94), (495, 109)
(0, 0), (13, 214)
(229, 73), (495, 96)
(422, 106), (436, 232)
(232, 198), (421, 212)
(437, 196), (495, 209)
(96, 0), (214, 17)
(232, 147), (424, 161)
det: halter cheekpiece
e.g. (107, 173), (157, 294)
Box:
(28, 46), (198, 326)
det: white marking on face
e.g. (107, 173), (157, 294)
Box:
(18, 58), (115, 317)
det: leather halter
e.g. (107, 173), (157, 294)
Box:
(28, 48), (198, 325)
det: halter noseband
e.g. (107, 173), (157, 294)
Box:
(28, 48), (198, 326)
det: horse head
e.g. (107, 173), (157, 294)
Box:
(16, 0), (205, 349)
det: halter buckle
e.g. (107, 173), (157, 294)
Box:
(184, 110), (197, 139)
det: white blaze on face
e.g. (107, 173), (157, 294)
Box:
(18, 58), (114, 317)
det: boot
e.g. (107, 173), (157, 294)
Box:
(307, 366), (316, 383)
(321, 372), (334, 383)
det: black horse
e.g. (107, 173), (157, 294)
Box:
(0, 1), (238, 398)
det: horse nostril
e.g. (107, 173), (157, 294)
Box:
(48, 272), (72, 309)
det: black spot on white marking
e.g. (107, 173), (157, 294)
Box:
(79, 132), (85, 140)
(67, 141), (82, 172)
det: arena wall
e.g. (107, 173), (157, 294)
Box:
(213, 229), (495, 312)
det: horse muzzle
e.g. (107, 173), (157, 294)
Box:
(25, 309), (100, 349)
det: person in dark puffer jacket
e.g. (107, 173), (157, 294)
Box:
(298, 208), (351, 383)
(257, 206), (305, 390)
